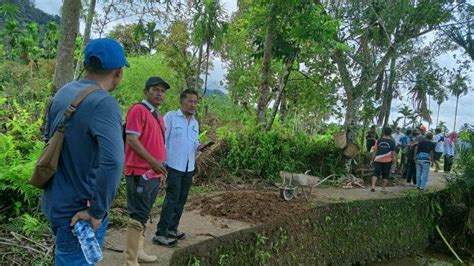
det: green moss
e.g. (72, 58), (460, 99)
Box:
(170, 186), (470, 265)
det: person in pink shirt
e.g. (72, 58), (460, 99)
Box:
(123, 77), (174, 265)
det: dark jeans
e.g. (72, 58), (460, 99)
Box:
(444, 155), (454, 173)
(156, 166), (193, 237)
(52, 216), (108, 266)
(405, 161), (417, 184)
(126, 175), (160, 225)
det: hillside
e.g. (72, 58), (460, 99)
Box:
(0, 0), (60, 27)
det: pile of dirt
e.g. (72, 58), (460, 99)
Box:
(187, 190), (312, 224)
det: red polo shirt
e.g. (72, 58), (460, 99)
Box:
(124, 103), (166, 177)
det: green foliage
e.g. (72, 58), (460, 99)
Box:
(0, 59), (53, 219)
(108, 23), (151, 55)
(158, 19), (199, 90)
(112, 55), (184, 114)
(456, 124), (474, 186)
(1, 16), (60, 63)
(19, 213), (49, 239)
(220, 125), (343, 180)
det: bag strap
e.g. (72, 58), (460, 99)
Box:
(139, 102), (166, 144)
(64, 85), (100, 119)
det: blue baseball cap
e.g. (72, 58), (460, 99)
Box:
(84, 38), (129, 70)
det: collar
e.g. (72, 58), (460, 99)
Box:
(177, 108), (194, 120)
(141, 99), (156, 112)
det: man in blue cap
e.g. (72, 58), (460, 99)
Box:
(41, 38), (128, 265)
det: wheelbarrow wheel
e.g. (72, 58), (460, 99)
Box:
(280, 186), (296, 201)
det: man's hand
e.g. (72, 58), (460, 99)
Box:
(160, 174), (167, 187)
(70, 210), (102, 231)
(151, 160), (167, 176)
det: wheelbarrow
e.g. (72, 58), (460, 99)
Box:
(278, 171), (335, 201)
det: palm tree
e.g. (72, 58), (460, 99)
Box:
(398, 105), (414, 128)
(434, 88), (448, 127)
(448, 73), (470, 132)
(445, 19), (473, 60)
(192, 0), (227, 95)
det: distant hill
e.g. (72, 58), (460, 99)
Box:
(0, 0), (60, 27)
(205, 88), (227, 98)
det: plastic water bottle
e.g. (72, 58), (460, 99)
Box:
(74, 220), (103, 264)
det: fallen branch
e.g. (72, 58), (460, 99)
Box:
(435, 225), (464, 264)
(0, 240), (44, 254)
(10, 232), (49, 252)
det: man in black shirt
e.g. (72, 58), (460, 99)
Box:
(366, 125), (379, 152)
(371, 127), (396, 192)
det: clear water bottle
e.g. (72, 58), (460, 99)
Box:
(74, 220), (103, 264)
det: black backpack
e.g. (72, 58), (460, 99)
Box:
(123, 103), (165, 144)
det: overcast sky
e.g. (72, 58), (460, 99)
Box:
(35, 0), (473, 131)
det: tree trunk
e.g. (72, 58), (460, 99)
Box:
(202, 43), (210, 96)
(436, 103), (441, 127)
(344, 94), (362, 144)
(374, 70), (384, 101)
(74, 0), (97, 80)
(256, 4), (275, 127)
(382, 55), (397, 127)
(428, 95), (431, 129)
(453, 95), (459, 131)
(279, 91), (288, 124)
(265, 57), (293, 131)
(194, 44), (203, 91)
(52, 0), (81, 91)
(377, 75), (389, 126)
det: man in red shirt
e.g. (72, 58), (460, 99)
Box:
(123, 77), (176, 265)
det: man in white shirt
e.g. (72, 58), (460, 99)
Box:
(153, 89), (211, 245)
(433, 128), (445, 172)
(391, 127), (405, 171)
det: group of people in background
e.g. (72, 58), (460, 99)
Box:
(368, 123), (459, 193)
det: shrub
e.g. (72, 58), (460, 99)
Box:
(457, 124), (474, 186)
(219, 125), (344, 181)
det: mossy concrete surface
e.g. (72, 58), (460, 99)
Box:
(170, 185), (471, 265)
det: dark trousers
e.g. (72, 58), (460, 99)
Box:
(444, 155), (454, 173)
(405, 161), (417, 184)
(156, 166), (193, 237)
(126, 175), (160, 225)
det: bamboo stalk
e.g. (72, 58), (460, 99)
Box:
(435, 225), (464, 264)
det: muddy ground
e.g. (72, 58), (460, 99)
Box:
(186, 190), (311, 224)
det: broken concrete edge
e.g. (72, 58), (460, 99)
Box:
(169, 184), (472, 265)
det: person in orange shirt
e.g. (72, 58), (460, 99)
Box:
(370, 127), (397, 192)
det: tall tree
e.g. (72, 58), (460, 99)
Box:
(74, 0), (97, 79)
(192, 0), (227, 94)
(444, 3), (473, 60)
(255, 3), (276, 126)
(397, 105), (414, 129)
(52, 0), (81, 91)
(322, 0), (454, 143)
(434, 87), (448, 127)
(448, 73), (470, 131)
(159, 19), (199, 90)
